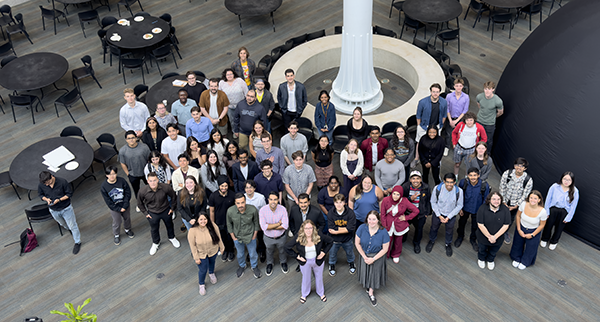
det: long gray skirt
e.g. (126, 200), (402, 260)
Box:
(358, 253), (387, 290)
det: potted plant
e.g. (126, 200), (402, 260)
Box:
(50, 298), (97, 322)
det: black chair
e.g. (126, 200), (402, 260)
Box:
(9, 94), (44, 124)
(94, 133), (119, 171)
(406, 115), (417, 140)
(271, 41), (293, 58)
(78, 9), (100, 38)
(270, 47), (283, 63)
(332, 125), (349, 153)
(334, 26), (342, 34)
(389, 0), (404, 19)
(117, 0), (143, 17)
(54, 88), (89, 123)
(101, 16), (117, 29)
(488, 12), (515, 41)
(306, 29), (325, 41)
(0, 171), (20, 199)
(39, 6), (69, 35)
(548, 0), (563, 15)
(98, 29), (108, 63)
(440, 60), (462, 78)
(374, 25), (397, 38)
(134, 84), (148, 102)
(168, 27), (182, 59)
(0, 40), (17, 57)
(72, 55), (102, 91)
(427, 45), (451, 64)
(60, 125), (87, 142)
(25, 204), (63, 236)
(0, 5), (16, 41)
(6, 13), (33, 45)
(159, 13), (172, 27)
(255, 55), (272, 79)
(270, 104), (284, 131)
(461, 76), (470, 95)
(381, 121), (402, 142)
(434, 28), (460, 54)
(520, 0), (543, 31)
(108, 43), (130, 73)
(1, 55), (16, 67)
(161, 72), (179, 80)
(134, 11), (151, 18)
(463, 0), (490, 28)
(296, 117), (314, 143)
(400, 15), (426, 40)
(121, 56), (148, 84)
(150, 43), (178, 77)
(288, 34), (307, 48)
(412, 38), (432, 52)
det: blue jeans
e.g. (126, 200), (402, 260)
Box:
(316, 127), (333, 144)
(328, 239), (355, 265)
(265, 117), (272, 133)
(234, 238), (258, 269)
(197, 253), (217, 285)
(49, 204), (81, 244)
(182, 218), (192, 230)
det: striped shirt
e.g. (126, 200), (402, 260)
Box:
(259, 204), (288, 238)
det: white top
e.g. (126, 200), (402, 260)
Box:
(519, 202), (548, 229)
(305, 245), (317, 259)
(287, 83), (296, 112)
(240, 163), (249, 179)
(161, 135), (187, 167)
(245, 192), (266, 211)
(372, 142), (378, 166)
(207, 138), (229, 161)
(219, 78), (248, 109)
(209, 93), (219, 119)
(458, 124), (477, 148)
(120, 101), (150, 132)
(340, 149), (364, 177)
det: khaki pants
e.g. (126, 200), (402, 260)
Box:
(238, 133), (249, 150)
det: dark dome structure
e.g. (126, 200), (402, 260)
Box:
(493, 0), (600, 249)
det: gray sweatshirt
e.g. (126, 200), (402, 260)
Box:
(375, 159), (405, 191)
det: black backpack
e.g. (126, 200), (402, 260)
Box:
(505, 173), (531, 189)
(435, 184), (460, 202)
(460, 179), (489, 203)
(19, 228), (38, 256)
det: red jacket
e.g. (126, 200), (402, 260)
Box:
(360, 137), (388, 171)
(380, 186), (419, 233)
(452, 122), (487, 146)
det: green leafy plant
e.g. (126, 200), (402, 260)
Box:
(50, 298), (97, 322)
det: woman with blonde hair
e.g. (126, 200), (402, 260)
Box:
(285, 219), (333, 304)
(340, 138), (364, 195)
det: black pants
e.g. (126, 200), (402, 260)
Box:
(480, 123), (496, 153)
(541, 207), (568, 244)
(282, 111), (298, 131)
(147, 208), (175, 244)
(408, 216), (427, 245)
(443, 117), (458, 149)
(257, 230), (266, 253)
(421, 163), (441, 186)
(128, 174), (147, 198)
(478, 242), (502, 262)
(457, 211), (477, 242)
(219, 227), (235, 253)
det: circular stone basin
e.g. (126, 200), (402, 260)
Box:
(269, 34), (446, 127)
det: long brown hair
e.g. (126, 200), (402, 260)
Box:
(366, 210), (384, 230)
(469, 141), (489, 165)
(353, 175), (373, 201)
(527, 190), (545, 207)
(179, 176), (205, 207)
(193, 213), (220, 245)
(296, 220), (321, 246)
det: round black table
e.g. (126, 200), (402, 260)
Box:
(9, 137), (94, 192)
(224, 0), (282, 35)
(145, 75), (188, 114)
(484, 0), (533, 8)
(0, 52), (69, 92)
(402, 0), (463, 23)
(106, 16), (170, 50)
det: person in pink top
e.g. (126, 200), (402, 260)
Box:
(380, 186), (419, 263)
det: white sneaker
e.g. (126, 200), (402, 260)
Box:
(487, 262), (495, 270)
(518, 263), (526, 270)
(549, 243), (557, 250)
(478, 260), (485, 269)
(199, 284), (206, 296)
(169, 238), (180, 248)
(393, 257), (400, 263)
(136, 206), (141, 213)
(149, 243), (160, 255)
(540, 241), (547, 248)
(209, 273), (217, 284)
(444, 148), (449, 156)
(512, 261), (520, 268)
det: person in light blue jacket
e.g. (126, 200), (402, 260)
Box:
(541, 171), (579, 250)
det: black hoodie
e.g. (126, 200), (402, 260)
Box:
(327, 205), (356, 243)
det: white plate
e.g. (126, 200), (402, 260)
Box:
(152, 28), (162, 34)
(117, 19), (128, 25)
(110, 35), (121, 41)
(134, 16), (144, 22)
(143, 33), (153, 40)
(65, 161), (79, 171)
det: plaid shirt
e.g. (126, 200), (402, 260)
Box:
(499, 170), (533, 207)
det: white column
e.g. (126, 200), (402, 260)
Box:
(330, 0), (383, 114)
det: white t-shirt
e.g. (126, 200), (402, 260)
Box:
(305, 245), (317, 259)
(287, 84), (296, 112)
(240, 163), (249, 179)
(372, 142), (378, 166)
(458, 124), (478, 148)
(209, 93), (219, 119)
(519, 202), (548, 229)
(161, 135), (187, 167)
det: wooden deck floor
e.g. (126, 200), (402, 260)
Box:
(2, 0), (598, 321)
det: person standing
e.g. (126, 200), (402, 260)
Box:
(232, 149), (260, 193)
(280, 121), (308, 166)
(119, 88), (150, 137)
(200, 150), (228, 200)
(38, 171), (82, 254)
(327, 194), (357, 277)
(161, 123), (187, 170)
(254, 159), (284, 204)
(476, 81), (504, 152)
(137, 172), (180, 256)
(119, 130), (151, 209)
(248, 120), (267, 159)
(499, 157), (533, 244)
(318, 176), (343, 233)
(177, 176), (207, 230)
(456, 167), (490, 250)
(355, 211), (390, 307)
(390, 125), (415, 183)
(209, 176), (236, 262)
(277, 68), (308, 129)
(283, 151), (316, 205)
(380, 186), (419, 262)
(418, 125), (445, 186)
(464, 142), (494, 182)
(360, 125), (388, 176)
(144, 150), (172, 184)
(443, 78), (470, 156)
(155, 102), (177, 131)
(254, 79), (275, 132)
(171, 154), (200, 194)
(231, 46), (256, 88)
(402, 171), (431, 254)
(100, 166), (134, 246)
(312, 135), (335, 190)
(256, 134), (286, 175)
(374, 148), (405, 196)
(259, 192), (289, 276)
(476, 192), (511, 270)
(509, 191), (548, 270)
(340, 139), (364, 196)
(426, 173), (463, 257)
(347, 107), (370, 144)
(227, 193), (262, 278)
(183, 71), (207, 103)
(541, 171), (579, 250)
(171, 88), (198, 134)
(349, 175), (384, 227)
(451, 111), (487, 177)
(186, 106), (214, 145)
(234, 90), (267, 149)
(314, 90), (336, 142)
(415, 83), (447, 162)
(199, 78), (230, 135)
(188, 213), (224, 296)
(289, 193), (327, 256)
(285, 219), (333, 304)
(219, 68), (248, 131)
(141, 116), (168, 152)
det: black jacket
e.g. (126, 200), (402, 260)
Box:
(289, 204), (326, 235)
(141, 127), (168, 152)
(402, 182), (431, 219)
(418, 135), (445, 167)
(176, 191), (207, 223)
(285, 232), (333, 266)
(231, 160), (260, 193)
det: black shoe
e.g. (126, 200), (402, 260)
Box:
(228, 252), (235, 262)
(180, 224), (187, 232)
(454, 237), (463, 248)
(252, 267), (262, 278)
(369, 294), (377, 307)
(425, 241), (434, 253)
(349, 262), (356, 274)
(329, 264), (336, 276)
(414, 243), (421, 254)
(281, 263), (289, 274)
(471, 240), (478, 252)
(73, 243), (81, 255)
(266, 264), (273, 276)
(445, 244), (453, 257)
(296, 265), (301, 272)
(114, 236), (121, 246)
(125, 230), (135, 238)
(260, 251), (266, 263)
(222, 251), (229, 262)
(236, 266), (245, 278)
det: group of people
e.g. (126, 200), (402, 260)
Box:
(37, 51), (580, 307)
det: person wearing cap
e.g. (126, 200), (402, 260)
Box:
(401, 170), (432, 254)
(254, 78), (275, 132)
